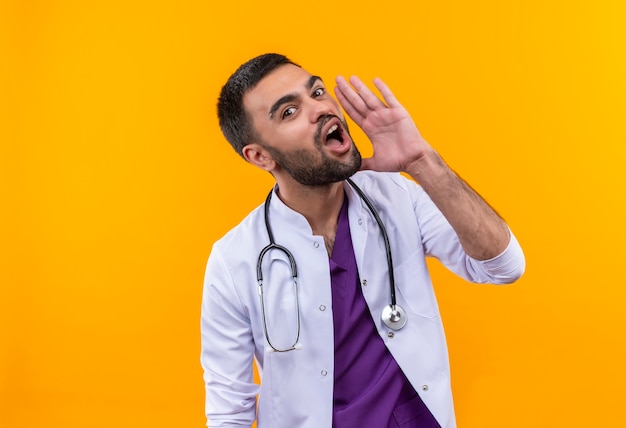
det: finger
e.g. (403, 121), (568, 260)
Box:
(373, 77), (401, 108)
(334, 76), (366, 121)
(348, 75), (387, 110)
(333, 84), (365, 125)
(335, 75), (368, 113)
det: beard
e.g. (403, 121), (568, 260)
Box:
(263, 116), (362, 186)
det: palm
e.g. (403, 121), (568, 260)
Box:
(334, 76), (427, 172)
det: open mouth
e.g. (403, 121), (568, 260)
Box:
(325, 123), (344, 145)
(322, 118), (348, 151)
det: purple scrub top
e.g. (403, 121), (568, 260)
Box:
(329, 195), (441, 428)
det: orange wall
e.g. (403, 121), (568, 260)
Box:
(1, 1), (625, 427)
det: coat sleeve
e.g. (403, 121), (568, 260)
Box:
(200, 245), (259, 427)
(411, 182), (526, 284)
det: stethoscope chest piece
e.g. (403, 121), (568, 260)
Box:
(382, 304), (407, 330)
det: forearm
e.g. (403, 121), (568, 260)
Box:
(406, 147), (510, 260)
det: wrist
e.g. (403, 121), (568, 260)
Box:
(404, 147), (448, 183)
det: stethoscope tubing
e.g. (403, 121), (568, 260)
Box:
(257, 191), (301, 352)
(256, 178), (406, 352)
(345, 178), (397, 307)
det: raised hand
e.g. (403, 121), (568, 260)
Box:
(334, 75), (430, 173)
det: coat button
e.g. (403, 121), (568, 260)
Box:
(422, 385), (429, 391)
(387, 332), (395, 338)
(362, 279), (367, 286)
(321, 370), (328, 376)
(319, 305), (326, 311)
(358, 218), (363, 225)
(313, 241), (320, 248)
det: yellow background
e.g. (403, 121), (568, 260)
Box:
(1, 0), (625, 427)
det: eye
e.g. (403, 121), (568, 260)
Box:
(281, 107), (296, 119)
(312, 87), (325, 97)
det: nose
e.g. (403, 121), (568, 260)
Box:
(306, 97), (335, 123)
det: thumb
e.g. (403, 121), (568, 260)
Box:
(359, 156), (375, 171)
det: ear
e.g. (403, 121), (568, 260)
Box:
(242, 143), (276, 172)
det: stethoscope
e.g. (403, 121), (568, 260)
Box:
(257, 178), (407, 353)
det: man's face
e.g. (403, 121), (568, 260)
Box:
(243, 64), (361, 186)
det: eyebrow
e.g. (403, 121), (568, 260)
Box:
(268, 75), (324, 119)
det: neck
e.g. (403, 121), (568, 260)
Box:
(275, 180), (345, 255)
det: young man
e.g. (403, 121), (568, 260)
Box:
(201, 53), (525, 427)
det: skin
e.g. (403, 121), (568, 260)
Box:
(243, 64), (510, 259)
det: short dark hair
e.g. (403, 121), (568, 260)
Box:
(217, 53), (300, 158)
